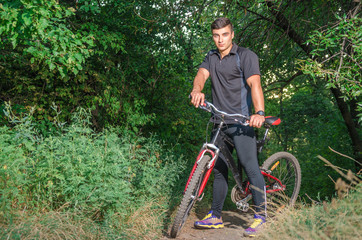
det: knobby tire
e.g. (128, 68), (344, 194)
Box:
(170, 155), (211, 238)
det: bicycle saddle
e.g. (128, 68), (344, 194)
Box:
(265, 116), (281, 126)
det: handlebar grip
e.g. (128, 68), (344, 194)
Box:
(189, 94), (209, 108)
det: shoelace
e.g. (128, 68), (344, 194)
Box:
(249, 219), (263, 229)
(201, 213), (213, 220)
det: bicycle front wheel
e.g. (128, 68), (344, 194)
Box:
(170, 155), (211, 238)
(262, 152), (301, 213)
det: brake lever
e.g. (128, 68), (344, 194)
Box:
(199, 102), (211, 112)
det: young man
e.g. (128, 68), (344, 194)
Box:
(190, 17), (267, 237)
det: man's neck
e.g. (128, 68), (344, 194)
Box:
(219, 44), (233, 59)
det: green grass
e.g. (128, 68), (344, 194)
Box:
(0, 211), (119, 240)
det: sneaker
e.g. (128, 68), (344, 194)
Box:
(194, 211), (224, 229)
(244, 214), (266, 237)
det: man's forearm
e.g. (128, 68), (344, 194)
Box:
(247, 74), (265, 128)
(192, 68), (209, 93)
(190, 68), (209, 107)
(247, 75), (264, 113)
(251, 85), (264, 113)
(192, 78), (204, 92)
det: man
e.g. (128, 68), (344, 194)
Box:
(190, 17), (267, 237)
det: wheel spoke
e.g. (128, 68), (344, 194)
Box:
(262, 152), (301, 215)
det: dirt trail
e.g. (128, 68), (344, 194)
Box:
(161, 210), (254, 240)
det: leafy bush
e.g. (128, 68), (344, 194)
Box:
(0, 104), (185, 238)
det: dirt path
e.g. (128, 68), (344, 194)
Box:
(161, 210), (254, 240)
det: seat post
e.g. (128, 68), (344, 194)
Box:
(257, 127), (270, 153)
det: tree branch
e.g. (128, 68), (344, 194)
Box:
(265, 1), (313, 58)
(264, 70), (303, 94)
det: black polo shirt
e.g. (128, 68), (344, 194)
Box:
(199, 43), (261, 123)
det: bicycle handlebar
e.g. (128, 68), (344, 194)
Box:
(199, 100), (250, 126)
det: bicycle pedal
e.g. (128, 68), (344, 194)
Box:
(236, 201), (249, 212)
(236, 195), (252, 212)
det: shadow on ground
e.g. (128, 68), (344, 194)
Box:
(161, 210), (254, 240)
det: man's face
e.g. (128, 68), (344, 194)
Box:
(212, 25), (234, 53)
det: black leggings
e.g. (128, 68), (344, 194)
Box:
(210, 125), (266, 218)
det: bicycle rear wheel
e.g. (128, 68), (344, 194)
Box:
(170, 155), (211, 238)
(262, 152), (301, 213)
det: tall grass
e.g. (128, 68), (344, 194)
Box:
(0, 211), (118, 240)
(0, 104), (185, 239)
(257, 159), (361, 240)
(258, 185), (361, 239)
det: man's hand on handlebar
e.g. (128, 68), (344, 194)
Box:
(249, 114), (265, 128)
(190, 96), (265, 128)
(190, 90), (205, 108)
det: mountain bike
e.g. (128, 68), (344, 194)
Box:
(170, 100), (301, 238)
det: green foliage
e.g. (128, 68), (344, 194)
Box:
(0, 0), (95, 76)
(0, 211), (126, 239)
(301, 16), (361, 101)
(1, 2), (361, 235)
(266, 87), (355, 199)
(0, 0), (129, 128)
(358, 103), (362, 124)
(0, 104), (185, 231)
(299, 13), (362, 123)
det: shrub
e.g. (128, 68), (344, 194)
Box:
(0, 104), (185, 238)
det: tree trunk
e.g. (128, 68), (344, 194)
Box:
(330, 87), (362, 171)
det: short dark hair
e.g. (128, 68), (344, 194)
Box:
(211, 18), (233, 32)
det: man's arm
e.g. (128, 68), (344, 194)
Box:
(190, 68), (209, 108)
(246, 74), (265, 128)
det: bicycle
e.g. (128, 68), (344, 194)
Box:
(170, 100), (301, 238)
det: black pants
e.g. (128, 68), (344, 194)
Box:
(210, 124), (266, 218)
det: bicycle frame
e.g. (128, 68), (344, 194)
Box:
(184, 118), (285, 200)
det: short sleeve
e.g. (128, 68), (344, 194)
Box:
(199, 51), (212, 72)
(241, 50), (261, 80)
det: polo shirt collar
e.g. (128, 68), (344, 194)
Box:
(230, 43), (238, 54)
(212, 43), (238, 56)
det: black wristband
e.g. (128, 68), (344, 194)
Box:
(256, 110), (265, 116)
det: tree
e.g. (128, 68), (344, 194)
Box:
(226, 0), (361, 169)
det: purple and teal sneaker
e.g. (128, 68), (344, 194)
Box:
(244, 214), (266, 237)
(194, 211), (224, 229)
